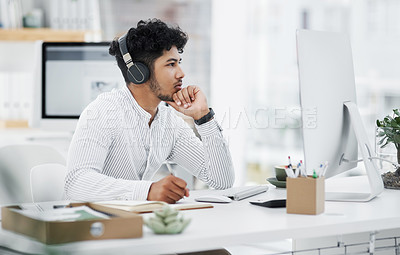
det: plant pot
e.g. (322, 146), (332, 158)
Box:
(381, 171), (400, 189)
(381, 148), (400, 189)
(398, 148), (400, 167)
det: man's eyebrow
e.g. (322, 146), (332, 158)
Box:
(166, 58), (182, 62)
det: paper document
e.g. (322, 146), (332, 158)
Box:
(11, 206), (110, 222)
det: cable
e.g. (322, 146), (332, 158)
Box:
(342, 157), (400, 169)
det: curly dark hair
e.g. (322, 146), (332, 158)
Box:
(109, 18), (188, 84)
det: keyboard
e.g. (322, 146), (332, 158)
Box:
(221, 185), (269, 201)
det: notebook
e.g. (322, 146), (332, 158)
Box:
(93, 200), (213, 214)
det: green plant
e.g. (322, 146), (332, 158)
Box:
(145, 206), (191, 234)
(376, 109), (400, 175)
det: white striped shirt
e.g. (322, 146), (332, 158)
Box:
(65, 86), (234, 201)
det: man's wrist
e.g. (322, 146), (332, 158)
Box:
(194, 108), (215, 125)
(193, 108), (210, 121)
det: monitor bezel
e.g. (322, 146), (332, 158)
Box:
(41, 41), (111, 120)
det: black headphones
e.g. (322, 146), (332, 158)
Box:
(118, 33), (150, 84)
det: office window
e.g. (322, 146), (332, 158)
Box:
(212, 0), (400, 185)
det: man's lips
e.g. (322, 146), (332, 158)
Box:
(174, 82), (182, 90)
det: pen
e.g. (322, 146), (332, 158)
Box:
(321, 161), (329, 177)
(318, 163), (324, 177)
(312, 169), (318, 178)
(285, 165), (296, 178)
(287, 156), (292, 169)
(295, 162), (301, 177)
(287, 156), (295, 177)
(165, 161), (174, 175)
(299, 160), (307, 177)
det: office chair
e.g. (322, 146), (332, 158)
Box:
(0, 144), (66, 204)
(30, 163), (67, 203)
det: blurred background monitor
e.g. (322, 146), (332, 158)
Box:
(32, 42), (125, 132)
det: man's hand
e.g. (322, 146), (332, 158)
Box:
(147, 175), (190, 204)
(167, 85), (210, 120)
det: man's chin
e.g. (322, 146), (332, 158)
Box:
(157, 95), (174, 102)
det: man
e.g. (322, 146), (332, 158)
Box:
(65, 19), (234, 203)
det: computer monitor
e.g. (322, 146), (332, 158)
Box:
(296, 30), (384, 202)
(32, 42), (125, 132)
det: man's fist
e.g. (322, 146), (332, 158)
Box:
(167, 85), (210, 120)
(147, 175), (190, 204)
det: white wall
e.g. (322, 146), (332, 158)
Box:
(211, 0), (249, 186)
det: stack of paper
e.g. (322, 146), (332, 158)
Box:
(11, 206), (109, 222)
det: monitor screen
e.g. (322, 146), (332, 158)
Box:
(41, 42), (125, 120)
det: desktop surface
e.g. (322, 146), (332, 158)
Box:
(1, 176), (400, 255)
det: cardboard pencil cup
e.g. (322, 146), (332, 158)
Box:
(286, 176), (325, 215)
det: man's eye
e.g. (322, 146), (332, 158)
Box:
(168, 63), (175, 66)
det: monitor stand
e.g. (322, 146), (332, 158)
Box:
(325, 101), (384, 202)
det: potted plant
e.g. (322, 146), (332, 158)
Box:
(376, 109), (400, 189)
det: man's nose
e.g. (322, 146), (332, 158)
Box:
(177, 65), (185, 79)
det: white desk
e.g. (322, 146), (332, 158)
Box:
(1, 176), (400, 255)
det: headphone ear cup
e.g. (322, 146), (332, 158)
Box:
(127, 62), (150, 84)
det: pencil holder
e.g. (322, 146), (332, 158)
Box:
(286, 176), (325, 215)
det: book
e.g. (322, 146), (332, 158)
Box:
(93, 200), (213, 214)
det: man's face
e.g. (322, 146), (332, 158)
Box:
(149, 46), (185, 102)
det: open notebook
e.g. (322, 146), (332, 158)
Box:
(93, 200), (213, 214)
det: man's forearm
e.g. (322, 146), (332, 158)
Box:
(65, 169), (153, 201)
(195, 119), (235, 189)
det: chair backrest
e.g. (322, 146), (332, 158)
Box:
(30, 163), (67, 203)
(0, 144), (66, 204)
